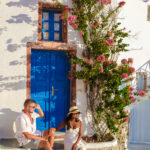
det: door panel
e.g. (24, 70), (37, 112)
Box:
(31, 50), (70, 131)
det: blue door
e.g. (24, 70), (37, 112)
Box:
(31, 49), (70, 131)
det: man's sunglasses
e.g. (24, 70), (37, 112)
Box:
(29, 106), (36, 109)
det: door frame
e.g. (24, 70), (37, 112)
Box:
(26, 41), (77, 106)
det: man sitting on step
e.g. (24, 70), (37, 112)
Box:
(15, 99), (55, 150)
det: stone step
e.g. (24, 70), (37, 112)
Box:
(0, 138), (64, 150)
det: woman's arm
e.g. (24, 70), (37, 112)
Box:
(55, 120), (66, 131)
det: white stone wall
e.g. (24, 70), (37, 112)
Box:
(0, 0), (93, 138)
(117, 0), (150, 71)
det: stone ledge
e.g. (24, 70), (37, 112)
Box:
(85, 137), (118, 150)
(26, 41), (77, 51)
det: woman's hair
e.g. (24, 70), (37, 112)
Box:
(24, 99), (36, 107)
(65, 113), (80, 130)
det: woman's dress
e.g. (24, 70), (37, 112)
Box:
(64, 127), (86, 150)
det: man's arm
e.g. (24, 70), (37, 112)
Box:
(23, 132), (46, 141)
(36, 104), (44, 118)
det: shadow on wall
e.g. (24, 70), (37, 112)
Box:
(0, 108), (20, 138)
(6, 0), (38, 12)
(6, 29), (37, 53)
(0, 75), (26, 92)
(6, 14), (37, 26)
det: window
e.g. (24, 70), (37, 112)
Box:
(136, 72), (147, 90)
(42, 10), (62, 41)
(38, 2), (68, 42)
(147, 5), (150, 21)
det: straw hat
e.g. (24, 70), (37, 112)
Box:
(67, 106), (82, 116)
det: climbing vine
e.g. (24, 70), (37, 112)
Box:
(55, 0), (146, 141)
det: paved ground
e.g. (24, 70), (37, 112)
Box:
(0, 139), (64, 150)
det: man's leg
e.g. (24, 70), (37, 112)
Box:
(38, 140), (52, 150)
(42, 128), (55, 149)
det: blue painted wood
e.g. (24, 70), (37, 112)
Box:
(31, 50), (70, 131)
(42, 10), (62, 41)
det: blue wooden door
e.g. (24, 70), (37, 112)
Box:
(31, 50), (70, 131)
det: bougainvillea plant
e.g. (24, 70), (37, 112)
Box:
(54, 0), (146, 141)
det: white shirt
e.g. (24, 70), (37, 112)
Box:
(15, 111), (41, 146)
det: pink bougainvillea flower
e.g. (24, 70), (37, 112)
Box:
(119, 1), (126, 7)
(85, 59), (91, 64)
(105, 60), (111, 65)
(128, 67), (135, 73)
(68, 16), (72, 21)
(79, 31), (83, 36)
(72, 23), (78, 29)
(125, 117), (129, 123)
(70, 10), (73, 13)
(61, 16), (64, 20)
(69, 51), (76, 56)
(121, 73), (128, 79)
(72, 15), (78, 19)
(68, 15), (78, 26)
(93, 25), (97, 28)
(125, 110), (129, 114)
(109, 71), (114, 75)
(130, 95), (135, 100)
(105, 39), (114, 46)
(138, 90), (146, 96)
(121, 59), (128, 64)
(128, 58), (133, 63)
(128, 91), (132, 95)
(99, 67), (104, 72)
(131, 100), (135, 103)
(96, 55), (105, 62)
(97, 0), (111, 5)
(129, 86), (134, 92)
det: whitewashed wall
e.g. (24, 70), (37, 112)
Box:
(0, 0), (94, 138)
(117, 0), (150, 70)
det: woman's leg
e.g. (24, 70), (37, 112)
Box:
(42, 128), (55, 149)
(78, 148), (82, 150)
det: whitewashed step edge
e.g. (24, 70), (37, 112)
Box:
(85, 137), (117, 149)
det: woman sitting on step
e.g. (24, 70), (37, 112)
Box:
(53, 106), (86, 150)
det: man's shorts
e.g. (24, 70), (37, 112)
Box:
(22, 130), (44, 149)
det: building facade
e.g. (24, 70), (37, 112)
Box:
(1, 1), (150, 149)
(0, 0), (92, 139)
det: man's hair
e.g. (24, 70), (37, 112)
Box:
(24, 99), (36, 107)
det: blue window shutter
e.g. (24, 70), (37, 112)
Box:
(42, 10), (62, 42)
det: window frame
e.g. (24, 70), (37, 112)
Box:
(136, 72), (147, 91)
(42, 10), (62, 42)
(147, 5), (150, 21)
(38, 2), (68, 43)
